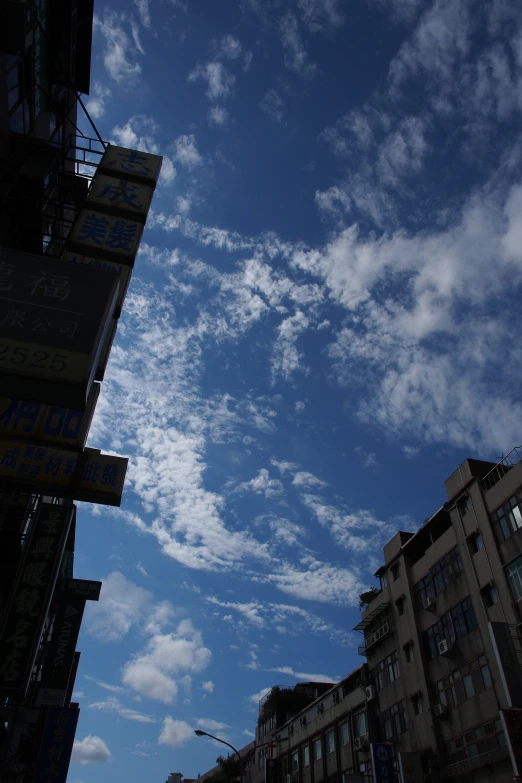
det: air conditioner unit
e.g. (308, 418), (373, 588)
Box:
(438, 639), (454, 656)
(300, 717), (307, 727)
(434, 703), (448, 717)
(332, 690), (340, 703)
(364, 685), (375, 701)
(354, 734), (369, 751)
(423, 595), (434, 611)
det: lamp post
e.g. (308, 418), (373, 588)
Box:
(194, 731), (243, 783)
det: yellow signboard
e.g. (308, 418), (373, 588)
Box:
(87, 174), (153, 223)
(98, 145), (163, 188)
(0, 440), (128, 506)
(0, 383), (99, 449)
(68, 209), (143, 263)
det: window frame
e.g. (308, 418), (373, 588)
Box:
(326, 730), (335, 755)
(435, 655), (492, 708)
(340, 720), (350, 746)
(302, 744), (310, 767)
(491, 489), (522, 543)
(404, 642), (414, 663)
(424, 597), (478, 659)
(507, 556), (522, 601)
(381, 700), (406, 739)
(312, 737), (322, 762)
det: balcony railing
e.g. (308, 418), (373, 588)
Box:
(444, 745), (509, 777)
(481, 445), (522, 491)
(358, 620), (391, 655)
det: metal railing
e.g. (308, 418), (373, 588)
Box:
(358, 620), (391, 655)
(444, 745), (509, 777)
(481, 445), (522, 491)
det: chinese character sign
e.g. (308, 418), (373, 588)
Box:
(67, 578), (102, 601)
(0, 249), (118, 408)
(33, 706), (79, 783)
(370, 744), (395, 783)
(0, 384), (99, 448)
(99, 145), (163, 188)
(87, 174), (154, 222)
(0, 504), (73, 694)
(0, 440), (128, 505)
(68, 209), (143, 262)
(40, 595), (86, 692)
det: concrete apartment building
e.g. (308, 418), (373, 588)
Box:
(190, 447), (522, 783)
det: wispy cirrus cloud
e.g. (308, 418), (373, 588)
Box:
(93, 10), (143, 84)
(279, 12), (317, 77)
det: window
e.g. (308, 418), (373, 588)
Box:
(312, 738), (322, 761)
(381, 700), (406, 739)
(291, 751), (299, 772)
(326, 730), (335, 754)
(353, 709), (367, 738)
(481, 584), (498, 608)
(491, 489), (522, 542)
(424, 597), (478, 659)
(415, 546), (464, 606)
(507, 556), (522, 601)
(396, 596), (405, 615)
(435, 655), (492, 707)
(375, 651), (400, 689)
(411, 693), (423, 716)
(379, 573), (388, 590)
(259, 749), (267, 769)
(303, 745), (310, 767)
(468, 532), (484, 554)
(340, 721), (350, 746)
(458, 495), (472, 517)
(404, 642), (414, 663)
(391, 563), (400, 582)
(444, 719), (506, 767)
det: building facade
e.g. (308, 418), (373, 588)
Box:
(191, 448), (522, 783)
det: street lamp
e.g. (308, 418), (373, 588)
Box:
(193, 730), (241, 759)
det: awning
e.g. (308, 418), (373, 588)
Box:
(353, 603), (390, 631)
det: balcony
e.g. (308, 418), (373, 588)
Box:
(358, 620), (391, 656)
(481, 445), (522, 491)
(444, 746), (509, 777)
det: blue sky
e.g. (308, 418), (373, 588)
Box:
(69, 0), (522, 779)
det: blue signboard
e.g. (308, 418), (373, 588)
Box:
(370, 743), (395, 783)
(33, 706), (79, 783)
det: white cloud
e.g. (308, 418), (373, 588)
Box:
(219, 34), (242, 59)
(292, 471), (326, 489)
(83, 675), (125, 693)
(294, 401), (305, 413)
(122, 619), (211, 703)
(196, 718), (230, 731)
(173, 134), (203, 169)
(243, 729), (255, 737)
(110, 115), (177, 186)
(84, 572), (153, 641)
(85, 81), (111, 120)
(237, 468), (284, 498)
(94, 10), (142, 84)
(260, 90), (284, 123)
(134, 0), (151, 27)
(208, 106), (229, 127)
(249, 687), (272, 704)
(279, 13), (317, 77)
(89, 696), (157, 723)
(201, 680), (215, 693)
(260, 557), (363, 605)
(315, 186), (351, 223)
(136, 562), (149, 576)
(271, 311), (310, 381)
(268, 666), (335, 683)
(72, 736), (111, 765)
(297, 0), (345, 31)
(207, 597), (265, 627)
(159, 717), (194, 747)
(188, 62), (235, 100)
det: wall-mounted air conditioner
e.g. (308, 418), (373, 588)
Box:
(438, 639), (454, 656)
(299, 716), (307, 727)
(354, 734), (369, 750)
(423, 595), (435, 611)
(434, 703), (448, 717)
(364, 685), (375, 701)
(332, 690), (340, 703)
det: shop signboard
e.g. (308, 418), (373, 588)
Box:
(38, 594), (86, 705)
(370, 744), (395, 783)
(61, 251), (132, 311)
(0, 249), (118, 408)
(0, 441), (128, 506)
(0, 383), (99, 449)
(0, 504), (73, 694)
(33, 706), (79, 783)
(67, 209), (143, 264)
(67, 578), (102, 601)
(98, 145), (163, 188)
(87, 173), (154, 223)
